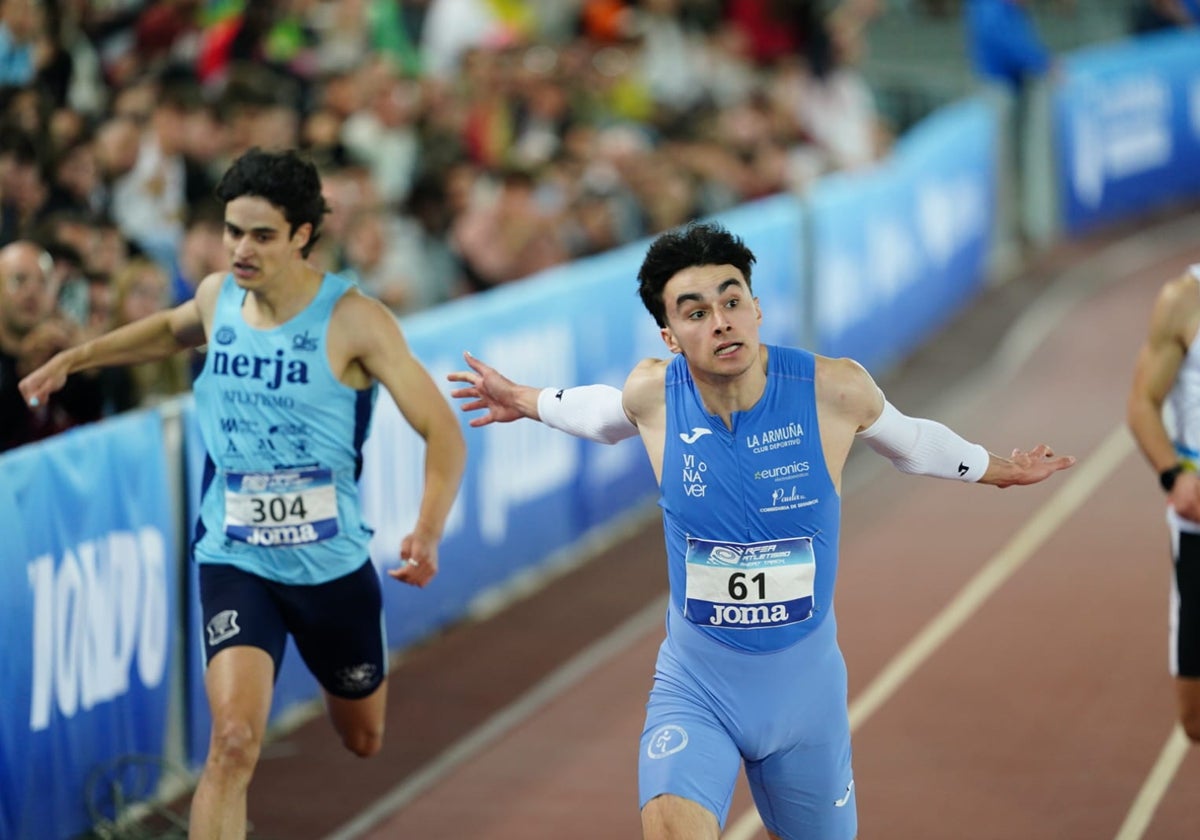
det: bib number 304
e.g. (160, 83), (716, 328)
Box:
(224, 467), (339, 547)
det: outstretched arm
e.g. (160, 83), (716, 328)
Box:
(858, 399), (1075, 488)
(447, 351), (638, 444)
(825, 355), (1075, 488)
(18, 273), (216, 407)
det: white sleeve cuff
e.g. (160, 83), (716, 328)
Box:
(856, 400), (990, 482)
(536, 385), (638, 445)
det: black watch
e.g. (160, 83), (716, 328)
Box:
(1160, 464), (1185, 493)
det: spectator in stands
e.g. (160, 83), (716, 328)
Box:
(341, 204), (419, 313)
(171, 198), (225, 305)
(452, 165), (570, 290)
(110, 74), (201, 268)
(97, 257), (190, 413)
(0, 0), (48, 87)
(1130, 0), (1200, 32)
(0, 240), (101, 451)
(341, 64), (421, 206)
(963, 0), (1053, 95)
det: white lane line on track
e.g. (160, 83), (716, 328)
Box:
(722, 425), (1134, 840)
(1112, 726), (1190, 840)
(323, 595), (669, 840)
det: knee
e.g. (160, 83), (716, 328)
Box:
(342, 725), (384, 758)
(207, 718), (263, 777)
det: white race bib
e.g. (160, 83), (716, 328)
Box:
(683, 536), (815, 629)
(224, 467), (339, 547)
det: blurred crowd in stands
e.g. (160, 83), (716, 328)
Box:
(0, 0), (900, 452)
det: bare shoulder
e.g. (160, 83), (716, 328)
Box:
(1156, 271), (1200, 319)
(172, 271), (225, 341)
(192, 271), (226, 317)
(623, 357), (669, 421)
(814, 354), (882, 430)
(331, 288), (406, 349)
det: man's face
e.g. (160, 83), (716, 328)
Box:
(223, 196), (311, 288)
(0, 244), (58, 338)
(659, 263), (761, 377)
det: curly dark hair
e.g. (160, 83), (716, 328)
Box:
(636, 222), (756, 328)
(215, 148), (329, 258)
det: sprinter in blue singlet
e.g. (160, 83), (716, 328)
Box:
(448, 222), (1074, 839)
(19, 148), (466, 838)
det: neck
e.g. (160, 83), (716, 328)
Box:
(691, 345), (769, 428)
(243, 266), (322, 327)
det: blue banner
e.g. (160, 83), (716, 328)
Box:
(1055, 30), (1200, 234)
(810, 96), (996, 374)
(0, 412), (176, 840)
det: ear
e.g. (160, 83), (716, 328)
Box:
(754, 296), (762, 324)
(660, 326), (682, 355)
(292, 222), (313, 252)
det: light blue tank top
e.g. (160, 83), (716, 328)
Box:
(660, 346), (841, 652)
(192, 273), (378, 584)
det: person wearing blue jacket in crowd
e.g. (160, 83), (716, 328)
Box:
(19, 147), (466, 839)
(964, 0), (1053, 94)
(447, 221), (1074, 840)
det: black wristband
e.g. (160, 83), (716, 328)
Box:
(1160, 464), (1184, 493)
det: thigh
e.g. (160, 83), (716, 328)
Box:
(1172, 529), (1200, 677)
(284, 559), (387, 698)
(639, 681), (742, 830)
(199, 562), (289, 675)
(744, 720), (856, 840)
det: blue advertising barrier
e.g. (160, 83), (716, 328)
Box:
(0, 412), (176, 840)
(810, 96), (997, 374)
(1055, 30), (1200, 235)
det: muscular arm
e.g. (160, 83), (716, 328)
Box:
(1127, 272), (1200, 520)
(337, 294), (466, 584)
(1128, 274), (1194, 473)
(19, 273), (217, 407)
(818, 355), (1074, 489)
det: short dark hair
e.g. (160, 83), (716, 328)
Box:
(215, 148), (329, 258)
(636, 222), (756, 328)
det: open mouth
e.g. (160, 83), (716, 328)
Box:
(715, 342), (741, 357)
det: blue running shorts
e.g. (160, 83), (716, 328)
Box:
(639, 608), (856, 839)
(199, 558), (387, 698)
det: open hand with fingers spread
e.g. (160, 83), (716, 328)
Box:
(985, 444), (1076, 488)
(446, 351), (540, 426)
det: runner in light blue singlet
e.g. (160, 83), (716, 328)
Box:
(445, 220), (1073, 839)
(18, 148), (467, 837)
(193, 271), (378, 585)
(640, 346), (855, 839)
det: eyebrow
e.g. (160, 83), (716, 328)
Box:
(674, 277), (744, 308)
(225, 222), (279, 236)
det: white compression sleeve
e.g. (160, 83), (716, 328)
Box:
(856, 400), (990, 482)
(536, 385), (639, 445)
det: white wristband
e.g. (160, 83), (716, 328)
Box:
(856, 400), (990, 482)
(536, 385), (638, 445)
